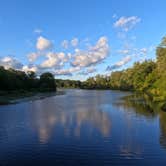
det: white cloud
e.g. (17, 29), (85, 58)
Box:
(61, 38), (79, 49)
(71, 36), (109, 67)
(34, 28), (43, 34)
(149, 45), (156, 52)
(140, 48), (147, 55)
(54, 67), (80, 76)
(114, 16), (141, 32)
(61, 40), (69, 49)
(132, 47), (148, 59)
(67, 53), (72, 59)
(106, 55), (131, 71)
(36, 36), (53, 51)
(71, 38), (79, 47)
(0, 56), (23, 69)
(117, 49), (130, 55)
(0, 36), (111, 77)
(78, 67), (97, 75)
(112, 14), (117, 18)
(22, 64), (38, 73)
(87, 67), (96, 73)
(27, 52), (40, 62)
(40, 52), (68, 69)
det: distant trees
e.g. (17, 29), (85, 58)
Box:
(0, 68), (56, 93)
(82, 60), (157, 91)
(55, 79), (81, 88)
(0, 66), (83, 93)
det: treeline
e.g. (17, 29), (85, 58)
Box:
(83, 37), (166, 104)
(82, 60), (155, 91)
(56, 79), (81, 88)
(0, 66), (83, 94)
(0, 67), (56, 93)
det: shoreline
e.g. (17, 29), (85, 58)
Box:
(0, 90), (65, 105)
(1, 89), (166, 112)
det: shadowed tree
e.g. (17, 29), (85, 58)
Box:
(39, 72), (56, 92)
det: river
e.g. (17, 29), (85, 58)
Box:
(0, 89), (166, 165)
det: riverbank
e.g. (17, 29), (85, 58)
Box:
(120, 91), (166, 112)
(81, 88), (166, 111)
(1, 88), (166, 112)
(0, 90), (65, 105)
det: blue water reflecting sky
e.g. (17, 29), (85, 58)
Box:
(0, 90), (166, 165)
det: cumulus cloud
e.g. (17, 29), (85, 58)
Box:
(71, 36), (109, 67)
(34, 28), (43, 34)
(0, 36), (111, 77)
(40, 52), (69, 69)
(114, 16), (141, 32)
(112, 14), (117, 18)
(27, 52), (40, 62)
(0, 56), (23, 69)
(131, 47), (149, 59)
(106, 56), (131, 71)
(134, 48), (148, 62)
(71, 38), (79, 47)
(87, 67), (97, 73)
(61, 38), (79, 49)
(22, 64), (38, 73)
(140, 48), (147, 55)
(54, 67), (80, 76)
(61, 40), (69, 49)
(36, 36), (53, 51)
(117, 49), (130, 55)
(78, 67), (97, 75)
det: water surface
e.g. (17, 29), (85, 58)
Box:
(0, 90), (166, 165)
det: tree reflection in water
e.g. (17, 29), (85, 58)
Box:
(159, 111), (166, 149)
(114, 93), (166, 151)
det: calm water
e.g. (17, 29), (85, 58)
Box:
(0, 90), (166, 165)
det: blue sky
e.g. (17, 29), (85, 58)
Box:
(0, 0), (166, 80)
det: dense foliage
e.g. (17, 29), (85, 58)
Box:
(82, 60), (156, 91)
(0, 68), (56, 93)
(55, 79), (81, 88)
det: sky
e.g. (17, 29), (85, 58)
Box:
(0, 0), (166, 80)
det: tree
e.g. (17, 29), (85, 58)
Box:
(156, 37), (166, 76)
(39, 72), (56, 91)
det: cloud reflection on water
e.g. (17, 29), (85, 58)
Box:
(28, 91), (112, 143)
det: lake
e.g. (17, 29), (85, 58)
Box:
(0, 89), (166, 165)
